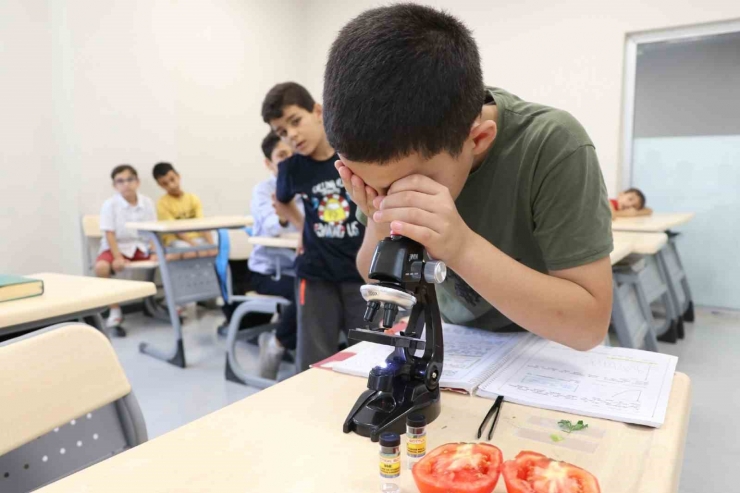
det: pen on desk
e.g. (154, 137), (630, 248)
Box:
(477, 395), (504, 441)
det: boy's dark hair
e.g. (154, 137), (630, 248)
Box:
(111, 164), (138, 180)
(261, 132), (282, 159)
(625, 187), (646, 209)
(152, 162), (176, 180)
(323, 4), (484, 163)
(261, 82), (316, 123)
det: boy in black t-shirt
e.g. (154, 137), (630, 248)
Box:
(261, 82), (367, 372)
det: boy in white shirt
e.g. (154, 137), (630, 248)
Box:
(95, 164), (157, 336)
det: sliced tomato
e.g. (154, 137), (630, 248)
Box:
(412, 442), (503, 493)
(501, 451), (600, 493)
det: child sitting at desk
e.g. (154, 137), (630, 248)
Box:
(152, 162), (218, 258)
(249, 132), (304, 379)
(262, 82), (368, 372)
(95, 164), (157, 336)
(610, 188), (652, 218)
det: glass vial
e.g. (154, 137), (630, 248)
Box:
(406, 414), (427, 469)
(379, 432), (401, 493)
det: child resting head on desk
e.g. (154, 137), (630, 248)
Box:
(95, 164), (157, 336)
(262, 82), (369, 372)
(325, 4), (613, 351)
(152, 162), (218, 258)
(246, 131), (304, 380)
(610, 187), (652, 218)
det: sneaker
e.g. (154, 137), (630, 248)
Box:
(112, 326), (127, 338)
(258, 332), (285, 380)
(106, 308), (123, 329)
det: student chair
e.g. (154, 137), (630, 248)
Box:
(81, 215), (168, 323)
(0, 323), (147, 492)
(215, 229), (291, 389)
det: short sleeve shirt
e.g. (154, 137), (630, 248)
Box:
(156, 192), (204, 245)
(99, 193), (157, 256)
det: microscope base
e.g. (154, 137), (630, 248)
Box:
(343, 383), (441, 442)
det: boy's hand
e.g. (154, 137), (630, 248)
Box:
(112, 255), (126, 272)
(296, 234), (304, 255)
(335, 160), (380, 219)
(371, 175), (474, 267)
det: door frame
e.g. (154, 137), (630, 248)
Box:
(620, 19), (740, 189)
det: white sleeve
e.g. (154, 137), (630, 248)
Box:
(99, 199), (115, 232)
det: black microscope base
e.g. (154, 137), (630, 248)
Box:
(343, 386), (441, 442)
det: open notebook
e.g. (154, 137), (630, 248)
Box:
(332, 324), (678, 427)
(476, 337), (678, 427)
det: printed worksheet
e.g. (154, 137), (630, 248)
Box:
(477, 338), (678, 427)
(333, 324), (531, 393)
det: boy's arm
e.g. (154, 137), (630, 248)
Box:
(105, 231), (124, 260)
(99, 201), (124, 260)
(157, 198), (193, 244)
(273, 195), (304, 231)
(369, 144), (613, 351)
(274, 160), (294, 204)
(373, 176), (611, 350)
(612, 207), (652, 218)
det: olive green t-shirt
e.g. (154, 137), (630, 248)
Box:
(362, 87), (613, 331)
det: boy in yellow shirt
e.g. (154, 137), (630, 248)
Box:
(152, 162), (217, 258)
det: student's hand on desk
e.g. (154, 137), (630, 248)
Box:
(335, 160), (380, 219)
(371, 174), (474, 267)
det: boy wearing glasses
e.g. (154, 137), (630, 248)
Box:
(95, 164), (157, 335)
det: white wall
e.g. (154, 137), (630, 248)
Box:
(5, 0), (740, 276)
(0, 1), (69, 275)
(1, 0), (305, 275)
(300, 0), (740, 196)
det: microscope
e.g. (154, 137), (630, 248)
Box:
(343, 233), (447, 442)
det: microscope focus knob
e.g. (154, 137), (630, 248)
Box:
(424, 261), (447, 284)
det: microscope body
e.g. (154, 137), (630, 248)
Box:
(343, 235), (446, 442)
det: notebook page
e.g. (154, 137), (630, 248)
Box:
(332, 324), (528, 393)
(477, 338), (678, 427)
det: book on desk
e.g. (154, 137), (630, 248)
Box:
(332, 323), (677, 428)
(0, 275), (44, 303)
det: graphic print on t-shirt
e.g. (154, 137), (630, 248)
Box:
(305, 178), (362, 240)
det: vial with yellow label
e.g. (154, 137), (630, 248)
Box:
(406, 414), (427, 469)
(379, 432), (401, 492)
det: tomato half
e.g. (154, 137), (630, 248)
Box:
(501, 451), (600, 493)
(412, 442), (503, 493)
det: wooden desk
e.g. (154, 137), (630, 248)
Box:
(610, 239), (633, 265)
(38, 369), (691, 493)
(612, 213), (694, 232)
(613, 231), (668, 256)
(0, 273), (156, 335)
(126, 215), (253, 233)
(248, 232), (301, 250)
(126, 216), (254, 368)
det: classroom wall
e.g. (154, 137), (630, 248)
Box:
(299, 0), (740, 196)
(0, 1), (74, 276)
(1, 0), (305, 276)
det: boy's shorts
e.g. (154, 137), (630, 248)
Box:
(96, 249), (151, 264)
(169, 237), (208, 249)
